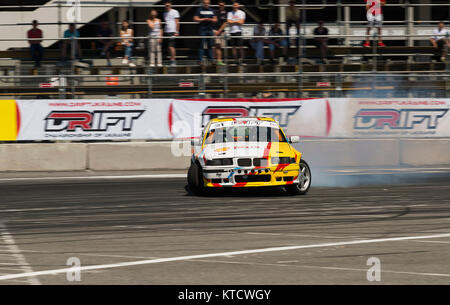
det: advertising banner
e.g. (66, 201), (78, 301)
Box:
(327, 99), (450, 138)
(0, 98), (449, 141)
(169, 98), (331, 139)
(16, 99), (172, 141)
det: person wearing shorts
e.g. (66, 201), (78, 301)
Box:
(214, 1), (228, 65)
(364, 0), (386, 48)
(227, 2), (246, 65)
(163, 1), (180, 66)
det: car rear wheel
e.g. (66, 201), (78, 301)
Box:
(285, 159), (311, 195)
(187, 161), (205, 195)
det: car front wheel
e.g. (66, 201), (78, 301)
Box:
(285, 159), (311, 195)
(187, 161), (205, 195)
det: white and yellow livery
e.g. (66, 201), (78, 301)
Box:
(187, 117), (311, 195)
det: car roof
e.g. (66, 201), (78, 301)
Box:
(209, 117), (276, 123)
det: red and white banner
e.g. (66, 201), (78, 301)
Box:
(7, 98), (450, 141)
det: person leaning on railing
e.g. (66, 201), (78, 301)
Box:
(61, 23), (82, 63)
(27, 20), (44, 67)
(250, 22), (267, 65)
(213, 0), (228, 66)
(194, 0), (218, 66)
(147, 9), (163, 67)
(97, 20), (114, 66)
(268, 23), (288, 64)
(313, 20), (329, 64)
(430, 21), (450, 62)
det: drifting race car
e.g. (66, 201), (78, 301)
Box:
(187, 117), (311, 195)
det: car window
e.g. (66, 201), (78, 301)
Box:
(204, 126), (287, 144)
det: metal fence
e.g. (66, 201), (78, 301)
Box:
(0, 1), (449, 99)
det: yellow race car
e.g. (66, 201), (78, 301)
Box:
(187, 117), (311, 195)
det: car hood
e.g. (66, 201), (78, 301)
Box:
(202, 142), (293, 160)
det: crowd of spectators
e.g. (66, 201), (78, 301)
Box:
(25, 0), (450, 68)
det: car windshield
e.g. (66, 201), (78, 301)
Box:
(204, 126), (287, 144)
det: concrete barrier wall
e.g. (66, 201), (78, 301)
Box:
(0, 143), (87, 171)
(0, 139), (449, 172)
(294, 139), (401, 168)
(400, 139), (450, 166)
(88, 142), (190, 171)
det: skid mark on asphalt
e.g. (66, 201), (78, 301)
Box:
(0, 223), (41, 285)
(1, 232), (450, 282)
(187, 258), (450, 279)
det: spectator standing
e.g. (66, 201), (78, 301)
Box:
(194, 0), (217, 65)
(268, 23), (288, 64)
(163, 1), (180, 67)
(97, 21), (113, 66)
(227, 1), (246, 65)
(120, 20), (136, 67)
(27, 20), (44, 67)
(430, 22), (450, 62)
(285, 1), (300, 47)
(147, 9), (163, 67)
(250, 22), (267, 64)
(313, 20), (329, 64)
(364, 0), (386, 47)
(61, 23), (82, 62)
(214, 0), (228, 66)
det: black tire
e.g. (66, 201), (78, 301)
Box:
(285, 159), (311, 196)
(187, 161), (205, 196)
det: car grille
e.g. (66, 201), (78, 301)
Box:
(235, 175), (271, 183)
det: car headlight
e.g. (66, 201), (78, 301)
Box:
(205, 158), (233, 166)
(271, 157), (296, 165)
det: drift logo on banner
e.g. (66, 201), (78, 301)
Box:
(354, 109), (448, 130)
(45, 110), (144, 132)
(201, 106), (301, 128)
(0, 100), (20, 141)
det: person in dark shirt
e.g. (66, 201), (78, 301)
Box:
(97, 21), (114, 66)
(214, 0), (228, 66)
(27, 20), (44, 67)
(194, 0), (217, 64)
(313, 20), (329, 64)
(268, 23), (288, 64)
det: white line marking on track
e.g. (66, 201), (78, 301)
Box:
(1, 232), (450, 281)
(195, 259), (450, 279)
(0, 174), (186, 183)
(0, 223), (41, 285)
(413, 240), (450, 244)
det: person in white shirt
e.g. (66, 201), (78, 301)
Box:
(430, 22), (450, 62)
(163, 1), (180, 66)
(227, 1), (246, 65)
(147, 9), (163, 67)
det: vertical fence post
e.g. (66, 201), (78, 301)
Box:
(71, 36), (76, 98)
(147, 36), (153, 98)
(224, 33), (229, 98)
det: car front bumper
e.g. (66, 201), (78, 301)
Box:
(202, 164), (300, 187)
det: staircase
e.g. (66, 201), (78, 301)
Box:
(0, 0), (157, 51)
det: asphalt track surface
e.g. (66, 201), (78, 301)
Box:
(0, 168), (450, 285)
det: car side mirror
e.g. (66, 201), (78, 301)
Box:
(289, 136), (300, 144)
